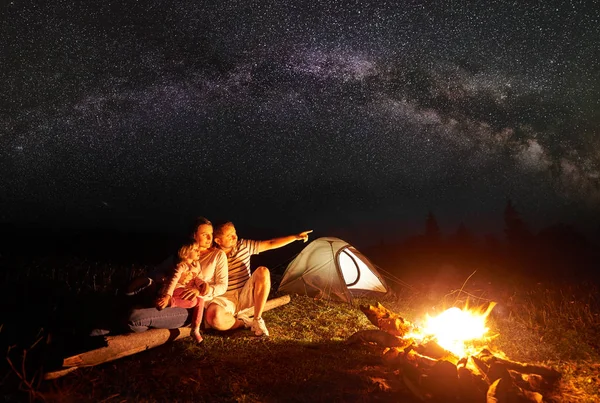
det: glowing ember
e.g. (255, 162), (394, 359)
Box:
(410, 302), (496, 357)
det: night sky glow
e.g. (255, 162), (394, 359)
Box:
(1, 1), (599, 240)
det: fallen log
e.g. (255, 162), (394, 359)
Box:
(44, 294), (291, 380)
(359, 302), (413, 337)
(43, 327), (192, 380)
(62, 327), (192, 368)
(237, 294), (291, 317)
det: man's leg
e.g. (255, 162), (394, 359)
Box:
(234, 267), (271, 336)
(126, 307), (191, 333)
(251, 266), (271, 319)
(204, 303), (243, 331)
(205, 268), (271, 333)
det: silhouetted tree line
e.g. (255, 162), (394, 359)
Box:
(367, 200), (600, 285)
(0, 223), (184, 265)
(1, 201), (598, 285)
(0, 222), (305, 273)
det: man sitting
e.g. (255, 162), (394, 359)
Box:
(205, 221), (312, 336)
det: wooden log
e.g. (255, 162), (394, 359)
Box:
(421, 360), (459, 401)
(44, 295), (292, 380)
(381, 347), (403, 366)
(472, 355), (491, 381)
(379, 347), (432, 374)
(43, 366), (79, 381)
(493, 358), (560, 382)
(476, 350), (561, 382)
(487, 377), (541, 403)
(415, 339), (452, 360)
(402, 374), (426, 401)
(405, 349), (439, 369)
(60, 327), (193, 369)
(487, 378), (509, 403)
(457, 367), (488, 402)
(518, 373), (551, 392)
(359, 302), (412, 337)
(346, 329), (408, 347)
(488, 361), (512, 383)
(237, 294), (291, 317)
(521, 388), (543, 403)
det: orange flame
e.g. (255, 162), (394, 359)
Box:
(410, 302), (496, 357)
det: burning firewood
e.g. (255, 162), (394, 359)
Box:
(476, 349), (561, 381)
(422, 360), (460, 401)
(382, 347), (442, 370)
(414, 339), (452, 360)
(359, 302), (413, 337)
(486, 377), (543, 403)
(346, 329), (409, 348)
(350, 302), (561, 402)
(457, 366), (488, 402)
(402, 374), (427, 402)
(512, 373), (552, 394)
(487, 361), (512, 383)
(471, 355), (491, 381)
(405, 348), (439, 368)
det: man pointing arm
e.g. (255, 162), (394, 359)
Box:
(256, 230), (312, 253)
(205, 222), (312, 336)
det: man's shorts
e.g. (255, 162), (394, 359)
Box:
(210, 271), (257, 315)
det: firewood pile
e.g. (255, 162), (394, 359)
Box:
(348, 303), (561, 402)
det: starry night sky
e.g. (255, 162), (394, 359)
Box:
(1, 1), (599, 242)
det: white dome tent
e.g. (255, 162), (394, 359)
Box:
(277, 237), (389, 303)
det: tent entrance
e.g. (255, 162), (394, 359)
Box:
(338, 248), (361, 287)
(338, 247), (387, 293)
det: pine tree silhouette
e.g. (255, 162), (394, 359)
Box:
(425, 210), (441, 243)
(503, 199), (532, 245)
(454, 222), (474, 245)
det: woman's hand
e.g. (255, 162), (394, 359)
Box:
(155, 294), (171, 310)
(179, 287), (200, 300)
(197, 281), (209, 296)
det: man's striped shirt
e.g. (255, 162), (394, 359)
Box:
(226, 239), (260, 292)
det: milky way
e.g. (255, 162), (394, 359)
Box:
(1, 0), (599, 237)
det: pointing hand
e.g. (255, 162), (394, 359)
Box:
(298, 230), (313, 243)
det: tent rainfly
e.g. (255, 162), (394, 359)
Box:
(277, 237), (389, 303)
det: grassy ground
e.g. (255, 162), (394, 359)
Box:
(2, 257), (600, 402)
(38, 296), (398, 403)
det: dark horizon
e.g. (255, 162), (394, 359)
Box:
(2, 198), (599, 251)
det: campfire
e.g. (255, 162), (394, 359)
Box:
(407, 302), (497, 358)
(349, 302), (561, 402)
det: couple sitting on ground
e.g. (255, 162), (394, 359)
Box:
(126, 217), (312, 343)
